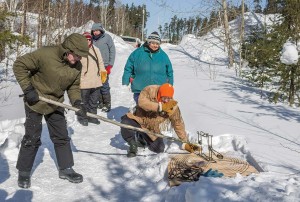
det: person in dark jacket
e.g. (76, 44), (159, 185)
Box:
(122, 31), (173, 104)
(13, 33), (89, 189)
(91, 23), (116, 112)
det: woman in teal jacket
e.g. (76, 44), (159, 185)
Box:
(122, 32), (173, 103)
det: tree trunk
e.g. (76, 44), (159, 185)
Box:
(238, 0), (245, 76)
(20, 0), (27, 36)
(65, 0), (70, 28)
(222, 0), (234, 67)
(288, 66), (296, 106)
(37, 0), (44, 48)
(45, 1), (52, 45)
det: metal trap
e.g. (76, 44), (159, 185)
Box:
(197, 131), (223, 162)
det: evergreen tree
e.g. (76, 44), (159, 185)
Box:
(270, 0), (300, 105)
(243, 0), (300, 106)
(254, 0), (262, 13)
(208, 10), (217, 30)
(107, 0), (116, 31)
(199, 17), (208, 36)
(194, 16), (202, 36)
(264, 0), (284, 14)
(0, 10), (31, 61)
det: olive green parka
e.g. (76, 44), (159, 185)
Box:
(13, 33), (89, 115)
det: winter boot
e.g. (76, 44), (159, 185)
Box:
(88, 117), (100, 125)
(102, 94), (111, 112)
(98, 102), (104, 109)
(127, 140), (138, 158)
(102, 104), (111, 112)
(59, 168), (83, 183)
(78, 118), (88, 126)
(18, 171), (31, 189)
(135, 134), (147, 148)
(98, 95), (104, 109)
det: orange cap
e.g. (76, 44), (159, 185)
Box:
(157, 83), (174, 102)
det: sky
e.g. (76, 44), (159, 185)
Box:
(121, 0), (267, 38)
(0, 12), (300, 201)
(121, 0), (214, 36)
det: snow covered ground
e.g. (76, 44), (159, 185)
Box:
(1, 14), (300, 201)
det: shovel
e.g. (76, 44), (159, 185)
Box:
(38, 96), (186, 143)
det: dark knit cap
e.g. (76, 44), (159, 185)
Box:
(147, 31), (161, 44)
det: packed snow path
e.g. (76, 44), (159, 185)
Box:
(1, 34), (300, 201)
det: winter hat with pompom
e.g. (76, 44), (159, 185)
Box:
(147, 31), (161, 44)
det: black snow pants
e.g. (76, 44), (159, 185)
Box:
(81, 87), (100, 114)
(16, 105), (74, 172)
(99, 76), (111, 107)
(120, 115), (165, 153)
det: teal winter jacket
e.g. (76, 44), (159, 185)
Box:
(122, 44), (173, 93)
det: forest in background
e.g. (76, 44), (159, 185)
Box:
(1, 0), (300, 106)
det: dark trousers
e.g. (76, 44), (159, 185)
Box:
(120, 115), (165, 153)
(16, 105), (74, 172)
(81, 87), (100, 115)
(133, 93), (140, 105)
(99, 76), (111, 106)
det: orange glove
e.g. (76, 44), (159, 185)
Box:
(182, 143), (202, 153)
(101, 71), (107, 84)
(161, 100), (177, 113)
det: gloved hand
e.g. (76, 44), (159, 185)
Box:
(101, 71), (107, 83)
(73, 100), (87, 118)
(161, 100), (177, 113)
(23, 85), (39, 106)
(182, 143), (202, 153)
(105, 65), (113, 75)
(202, 168), (224, 178)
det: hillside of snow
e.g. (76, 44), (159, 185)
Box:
(1, 13), (300, 201)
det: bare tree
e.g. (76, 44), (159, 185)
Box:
(238, 0), (245, 76)
(3, 0), (20, 31)
(20, 0), (28, 36)
(221, 0), (234, 67)
(37, 0), (45, 48)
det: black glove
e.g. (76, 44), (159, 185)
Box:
(23, 85), (39, 106)
(73, 100), (87, 118)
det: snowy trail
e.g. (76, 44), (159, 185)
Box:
(0, 44), (178, 201)
(1, 28), (300, 201)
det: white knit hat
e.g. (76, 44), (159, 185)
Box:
(147, 31), (161, 44)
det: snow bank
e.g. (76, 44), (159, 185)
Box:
(280, 42), (299, 65)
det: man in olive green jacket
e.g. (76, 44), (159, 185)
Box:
(13, 33), (89, 188)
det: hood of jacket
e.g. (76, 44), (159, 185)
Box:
(62, 33), (89, 57)
(91, 23), (105, 34)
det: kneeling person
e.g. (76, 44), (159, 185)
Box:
(121, 83), (196, 157)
